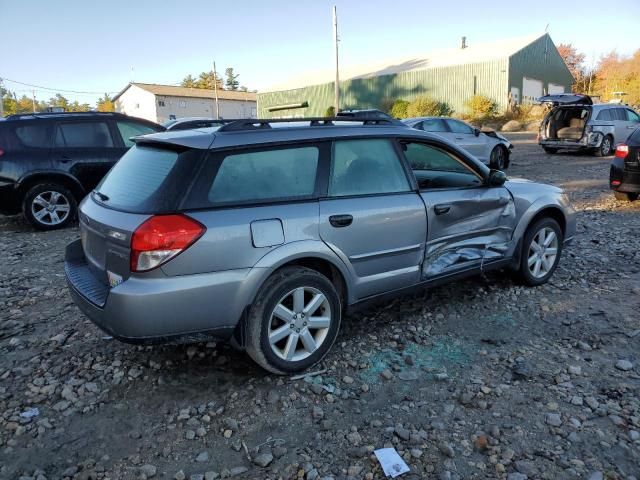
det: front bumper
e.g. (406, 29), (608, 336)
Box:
(64, 239), (250, 344)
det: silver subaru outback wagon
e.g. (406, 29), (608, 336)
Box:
(65, 118), (576, 374)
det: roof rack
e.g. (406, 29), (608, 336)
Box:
(217, 116), (404, 132)
(5, 111), (128, 121)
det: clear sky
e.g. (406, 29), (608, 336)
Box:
(1, 0), (638, 105)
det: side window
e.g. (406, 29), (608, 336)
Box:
(596, 109), (611, 121)
(402, 142), (481, 189)
(209, 146), (318, 204)
(55, 122), (114, 148)
(446, 119), (473, 135)
(329, 139), (410, 197)
(626, 110), (640, 122)
(13, 124), (51, 149)
(117, 121), (160, 147)
(421, 119), (448, 133)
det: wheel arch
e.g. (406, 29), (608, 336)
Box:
(18, 172), (86, 202)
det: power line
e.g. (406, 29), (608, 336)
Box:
(1, 77), (117, 95)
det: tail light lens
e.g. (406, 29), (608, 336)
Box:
(131, 215), (205, 272)
(615, 144), (629, 159)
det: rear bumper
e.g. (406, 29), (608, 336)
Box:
(539, 132), (603, 150)
(64, 239), (250, 344)
(610, 161), (640, 193)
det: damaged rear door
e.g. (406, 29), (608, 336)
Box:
(400, 140), (517, 279)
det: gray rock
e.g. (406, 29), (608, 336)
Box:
(312, 406), (324, 420)
(229, 467), (248, 477)
(223, 418), (239, 431)
(175, 471), (186, 480)
(515, 461), (536, 476)
(252, 452), (273, 468)
(438, 442), (455, 458)
(545, 413), (562, 427)
(394, 425), (410, 441)
(615, 359), (633, 371)
(140, 464), (157, 478)
(587, 472), (603, 480)
(196, 451), (209, 462)
(507, 474), (527, 480)
(204, 472), (219, 480)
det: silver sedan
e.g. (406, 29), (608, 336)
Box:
(403, 117), (513, 170)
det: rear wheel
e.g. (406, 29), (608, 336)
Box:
(489, 145), (508, 170)
(614, 191), (639, 202)
(595, 135), (613, 157)
(245, 267), (341, 374)
(23, 183), (77, 230)
(518, 217), (563, 287)
(543, 147), (558, 154)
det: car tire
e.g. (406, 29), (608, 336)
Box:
(517, 217), (564, 287)
(245, 267), (342, 375)
(543, 147), (558, 154)
(22, 183), (77, 231)
(613, 191), (639, 202)
(595, 135), (613, 157)
(489, 145), (508, 170)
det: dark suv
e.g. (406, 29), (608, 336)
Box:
(0, 112), (164, 229)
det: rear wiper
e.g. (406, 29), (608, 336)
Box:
(93, 190), (109, 202)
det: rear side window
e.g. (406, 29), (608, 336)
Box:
(329, 139), (409, 197)
(94, 145), (199, 212)
(596, 109), (612, 121)
(14, 124), (51, 148)
(209, 146), (319, 204)
(117, 121), (160, 147)
(613, 108), (628, 121)
(55, 122), (114, 148)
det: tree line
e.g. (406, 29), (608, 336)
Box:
(558, 44), (640, 105)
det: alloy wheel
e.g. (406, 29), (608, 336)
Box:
(601, 137), (611, 156)
(268, 286), (332, 362)
(31, 191), (71, 226)
(527, 227), (559, 279)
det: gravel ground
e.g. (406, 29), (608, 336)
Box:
(1, 132), (639, 480)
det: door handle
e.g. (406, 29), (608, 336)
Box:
(455, 136), (464, 140)
(329, 214), (353, 228)
(628, 125), (637, 129)
(434, 204), (451, 215)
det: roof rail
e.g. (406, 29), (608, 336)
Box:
(217, 117), (404, 132)
(5, 111), (127, 121)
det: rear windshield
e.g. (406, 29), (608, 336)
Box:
(94, 145), (201, 213)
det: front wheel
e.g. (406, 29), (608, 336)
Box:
(245, 267), (341, 374)
(23, 183), (77, 231)
(518, 218), (564, 287)
(490, 145), (508, 170)
(614, 191), (639, 202)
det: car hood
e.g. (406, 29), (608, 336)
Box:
(505, 177), (563, 195)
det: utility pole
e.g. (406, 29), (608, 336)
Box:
(333, 6), (340, 115)
(0, 77), (4, 118)
(213, 61), (220, 119)
(32, 90), (36, 113)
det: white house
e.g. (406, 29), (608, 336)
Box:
(113, 83), (257, 124)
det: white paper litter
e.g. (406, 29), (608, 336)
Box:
(20, 407), (39, 418)
(374, 448), (410, 478)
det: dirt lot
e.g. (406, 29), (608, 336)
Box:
(1, 133), (639, 480)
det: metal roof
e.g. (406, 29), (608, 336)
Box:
(264, 33), (546, 93)
(113, 83), (257, 102)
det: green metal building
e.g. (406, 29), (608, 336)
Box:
(257, 34), (573, 118)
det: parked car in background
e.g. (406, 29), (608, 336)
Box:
(65, 117), (575, 374)
(163, 117), (230, 131)
(0, 112), (164, 230)
(337, 109), (400, 122)
(538, 94), (640, 156)
(610, 127), (640, 202)
(403, 117), (512, 170)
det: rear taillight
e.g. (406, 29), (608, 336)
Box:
(130, 215), (205, 272)
(615, 144), (629, 159)
(0, 148), (4, 156)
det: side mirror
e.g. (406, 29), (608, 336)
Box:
(488, 169), (507, 186)
(473, 128), (481, 137)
